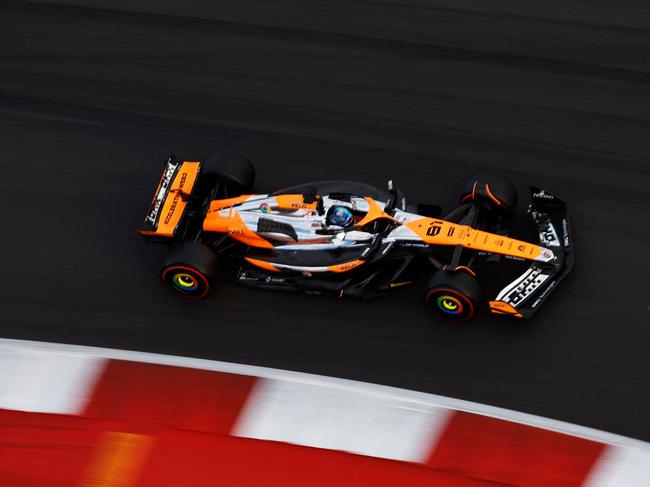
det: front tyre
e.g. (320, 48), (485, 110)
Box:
(460, 174), (517, 216)
(161, 242), (217, 299)
(425, 271), (481, 322)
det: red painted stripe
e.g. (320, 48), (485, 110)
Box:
(0, 409), (104, 487)
(426, 411), (606, 487)
(0, 409), (500, 487)
(82, 360), (256, 434)
(138, 429), (498, 487)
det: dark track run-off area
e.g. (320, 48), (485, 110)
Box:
(1, 0), (649, 439)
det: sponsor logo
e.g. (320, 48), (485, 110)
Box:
(504, 268), (549, 305)
(539, 219), (560, 246)
(562, 219), (570, 247)
(398, 242), (431, 248)
(265, 276), (286, 284)
(530, 280), (556, 308)
(426, 221), (442, 237)
(163, 172), (187, 225)
(259, 203), (271, 214)
(146, 162), (177, 224)
(491, 301), (512, 311)
(533, 190), (554, 200)
(238, 272), (286, 285)
(163, 194), (180, 224)
(238, 272), (256, 281)
(504, 255), (525, 261)
(336, 262), (360, 272)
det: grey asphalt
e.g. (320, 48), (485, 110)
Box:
(1, 0), (649, 439)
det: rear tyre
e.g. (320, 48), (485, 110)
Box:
(460, 174), (517, 216)
(425, 271), (481, 322)
(161, 242), (217, 299)
(201, 150), (255, 195)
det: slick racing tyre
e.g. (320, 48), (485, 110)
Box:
(425, 271), (481, 322)
(201, 150), (255, 196)
(161, 242), (218, 299)
(460, 174), (517, 216)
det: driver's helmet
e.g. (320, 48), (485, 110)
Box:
(326, 205), (354, 227)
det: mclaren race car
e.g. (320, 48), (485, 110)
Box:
(139, 151), (573, 322)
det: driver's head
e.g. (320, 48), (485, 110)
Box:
(326, 205), (354, 227)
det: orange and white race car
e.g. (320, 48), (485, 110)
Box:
(139, 151), (573, 322)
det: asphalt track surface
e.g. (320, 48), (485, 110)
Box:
(1, 0), (649, 440)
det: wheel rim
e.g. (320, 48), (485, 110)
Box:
(436, 295), (464, 315)
(426, 288), (474, 322)
(172, 272), (199, 292)
(162, 266), (210, 298)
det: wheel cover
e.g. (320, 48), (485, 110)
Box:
(172, 272), (199, 292)
(426, 288), (474, 321)
(162, 266), (210, 299)
(436, 295), (464, 315)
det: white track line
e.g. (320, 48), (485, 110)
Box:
(0, 346), (105, 414)
(233, 378), (451, 462)
(585, 445), (650, 486)
(0, 338), (647, 451)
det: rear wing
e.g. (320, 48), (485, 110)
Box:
(139, 157), (200, 238)
(489, 187), (574, 318)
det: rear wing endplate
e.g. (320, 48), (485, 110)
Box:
(139, 157), (200, 238)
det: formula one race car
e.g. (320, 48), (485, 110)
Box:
(139, 151), (573, 322)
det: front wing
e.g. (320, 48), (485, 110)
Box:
(489, 187), (574, 318)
